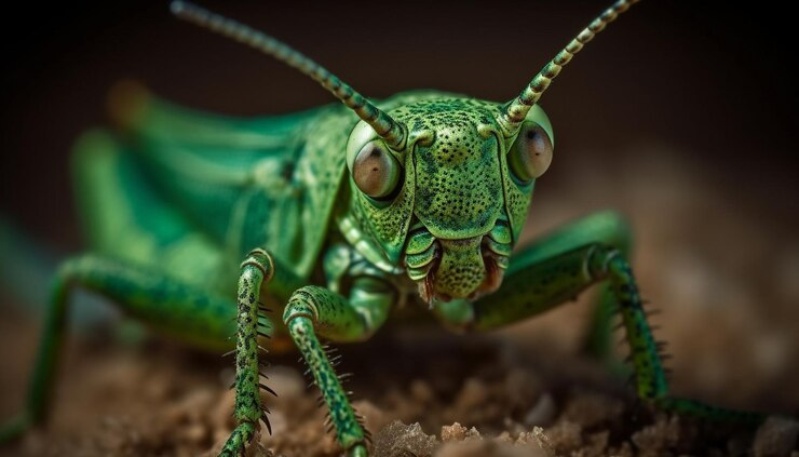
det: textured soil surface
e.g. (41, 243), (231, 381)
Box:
(2, 148), (798, 457)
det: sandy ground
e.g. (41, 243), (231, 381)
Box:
(1, 148), (798, 456)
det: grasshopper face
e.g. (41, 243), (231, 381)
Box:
(347, 98), (554, 304)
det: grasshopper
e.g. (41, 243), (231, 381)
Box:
(1, 1), (770, 456)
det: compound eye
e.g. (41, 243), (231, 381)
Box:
(508, 123), (553, 183)
(352, 141), (401, 199)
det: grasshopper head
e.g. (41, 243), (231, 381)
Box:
(347, 97), (553, 304)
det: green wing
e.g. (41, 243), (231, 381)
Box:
(109, 82), (353, 280)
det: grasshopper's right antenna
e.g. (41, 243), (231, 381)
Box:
(170, 1), (407, 150)
(497, 0), (640, 138)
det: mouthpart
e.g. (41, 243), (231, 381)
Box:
(406, 235), (509, 306)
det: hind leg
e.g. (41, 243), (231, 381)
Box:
(0, 253), (240, 441)
(1, 130), (248, 440)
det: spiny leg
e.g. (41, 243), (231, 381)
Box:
(596, 248), (764, 422)
(472, 242), (765, 424)
(283, 278), (394, 457)
(221, 248), (275, 456)
(0, 254), (236, 442)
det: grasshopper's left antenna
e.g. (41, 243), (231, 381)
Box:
(498, 0), (640, 138)
(170, 1), (407, 149)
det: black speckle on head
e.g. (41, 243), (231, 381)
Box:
(391, 98), (504, 237)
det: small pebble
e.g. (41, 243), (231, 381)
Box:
(441, 422), (468, 442)
(753, 416), (799, 457)
(524, 392), (557, 426)
(373, 421), (438, 457)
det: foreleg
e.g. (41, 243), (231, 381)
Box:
(473, 243), (764, 423)
(283, 277), (394, 457)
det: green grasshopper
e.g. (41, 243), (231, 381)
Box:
(1, 0), (769, 456)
